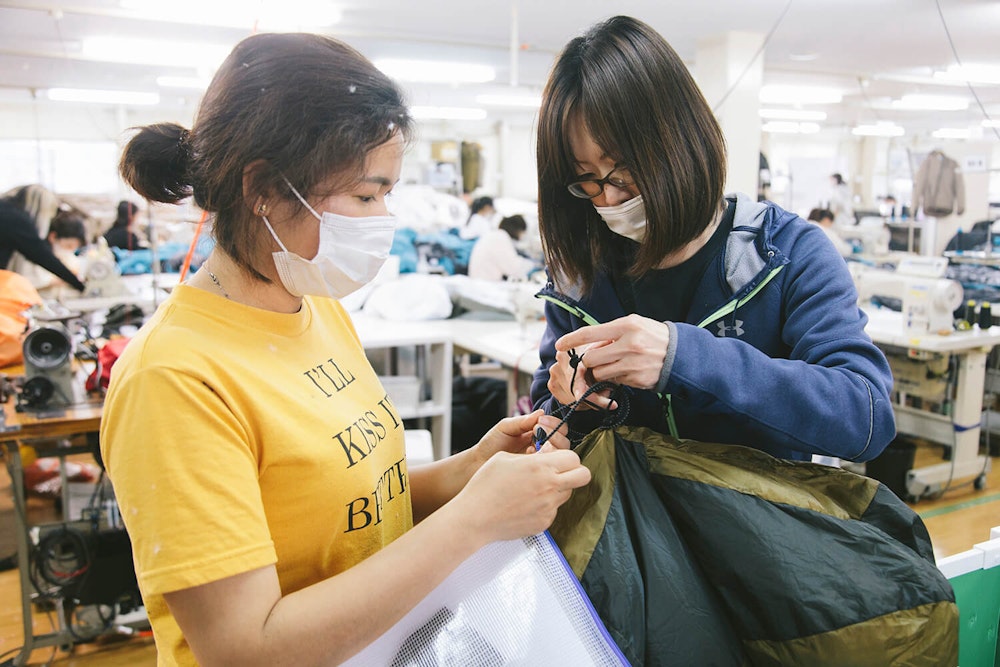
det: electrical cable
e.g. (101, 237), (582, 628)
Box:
(5, 457), (64, 598)
(711, 0), (794, 113)
(68, 601), (115, 642)
(855, 75), (883, 124)
(926, 399), (994, 499)
(918, 359), (993, 501)
(915, 354), (960, 501)
(34, 525), (91, 590)
(49, 17), (119, 142)
(933, 0), (1000, 141)
(0, 646), (21, 665)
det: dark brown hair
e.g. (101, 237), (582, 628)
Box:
(808, 208), (834, 224)
(498, 214), (527, 239)
(536, 15), (727, 293)
(119, 32), (413, 282)
(48, 211), (88, 246)
(114, 200), (138, 229)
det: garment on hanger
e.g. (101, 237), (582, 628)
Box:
(461, 141), (482, 194)
(913, 150), (965, 218)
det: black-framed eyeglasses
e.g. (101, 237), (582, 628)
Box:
(566, 166), (635, 199)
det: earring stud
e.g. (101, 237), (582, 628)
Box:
(257, 203), (268, 216)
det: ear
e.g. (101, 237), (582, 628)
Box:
(242, 159), (274, 216)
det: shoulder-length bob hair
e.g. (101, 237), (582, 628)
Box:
(536, 15), (727, 294)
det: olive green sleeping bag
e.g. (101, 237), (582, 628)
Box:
(549, 426), (958, 666)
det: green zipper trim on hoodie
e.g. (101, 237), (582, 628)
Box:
(538, 293), (602, 326)
(541, 263), (783, 439)
(662, 394), (680, 438)
(695, 265), (785, 329)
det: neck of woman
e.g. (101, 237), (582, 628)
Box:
(195, 250), (304, 313)
(656, 202), (726, 270)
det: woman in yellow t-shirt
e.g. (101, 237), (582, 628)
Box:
(101, 32), (590, 667)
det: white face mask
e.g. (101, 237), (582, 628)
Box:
(595, 195), (647, 243)
(264, 181), (396, 299)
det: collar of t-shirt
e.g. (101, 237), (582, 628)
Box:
(623, 198), (736, 323)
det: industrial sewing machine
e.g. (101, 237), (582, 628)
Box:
(840, 216), (891, 256)
(851, 256), (963, 335)
(854, 257), (998, 499)
(80, 238), (128, 298)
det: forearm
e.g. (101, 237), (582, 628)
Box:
(670, 324), (894, 459)
(408, 445), (486, 521)
(203, 501), (483, 667)
(20, 236), (85, 291)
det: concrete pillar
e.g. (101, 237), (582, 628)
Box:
(695, 31), (765, 198)
(856, 136), (881, 210)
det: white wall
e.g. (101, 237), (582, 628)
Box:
(0, 100), (193, 197)
(763, 129), (858, 217)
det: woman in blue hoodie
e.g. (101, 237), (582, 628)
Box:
(530, 15), (895, 463)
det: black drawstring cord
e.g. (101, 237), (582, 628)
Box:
(568, 348), (605, 411)
(534, 350), (631, 450)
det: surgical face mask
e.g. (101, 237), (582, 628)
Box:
(264, 181), (396, 299)
(595, 195), (647, 243)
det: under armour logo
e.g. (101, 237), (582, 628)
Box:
(716, 319), (745, 337)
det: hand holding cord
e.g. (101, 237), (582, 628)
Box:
(535, 372), (631, 450)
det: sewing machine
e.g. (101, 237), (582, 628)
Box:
(20, 322), (85, 410)
(855, 256), (995, 498)
(80, 239), (128, 298)
(839, 216), (891, 256)
(852, 256), (963, 335)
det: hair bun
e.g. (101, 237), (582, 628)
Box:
(119, 122), (194, 204)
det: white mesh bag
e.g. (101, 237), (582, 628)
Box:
(342, 532), (628, 666)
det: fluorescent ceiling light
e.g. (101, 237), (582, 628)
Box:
(758, 108), (827, 121)
(891, 94), (968, 111)
(931, 128), (972, 139)
(410, 106), (487, 121)
(375, 59), (495, 84)
(982, 119), (1000, 128)
(788, 52), (819, 62)
(119, 0), (341, 29)
(82, 36), (232, 69)
(934, 64), (1000, 85)
(156, 75), (211, 90)
(46, 88), (160, 105)
(759, 85), (842, 105)
(475, 93), (542, 107)
(852, 122), (905, 137)
(761, 121), (821, 134)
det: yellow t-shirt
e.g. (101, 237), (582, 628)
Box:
(100, 285), (412, 666)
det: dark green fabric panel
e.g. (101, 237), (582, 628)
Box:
(571, 433), (746, 666)
(653, 474), (956, 641)
(859, 484), (936, 561)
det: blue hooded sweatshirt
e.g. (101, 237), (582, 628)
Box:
(531, 193), (896, 462)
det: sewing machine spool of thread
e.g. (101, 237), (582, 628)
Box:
(979, 301), (993, 329)
(965, 300), (977, 325)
